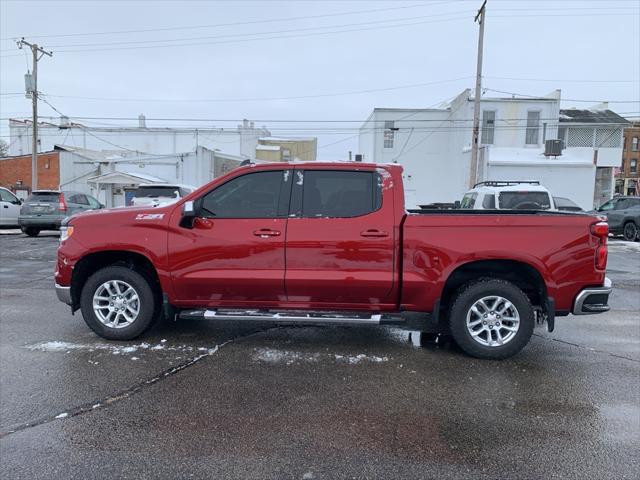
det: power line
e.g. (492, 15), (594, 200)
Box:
(1, 14), (471, 56)
(0, 2), (453, 41)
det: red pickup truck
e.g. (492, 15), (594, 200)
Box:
(55, 162), (612, 359)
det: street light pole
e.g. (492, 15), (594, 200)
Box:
(17, 38), (52, 192)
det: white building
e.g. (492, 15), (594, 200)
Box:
(56, 145), (243, 207)
(8, 116), (269, 159)
(359, 89), (628, 210)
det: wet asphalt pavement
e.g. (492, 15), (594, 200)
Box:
(0, 231), (638, 479)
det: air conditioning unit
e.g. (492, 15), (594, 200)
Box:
(544, 139), (563, 157)
(354, 154), (364, 162)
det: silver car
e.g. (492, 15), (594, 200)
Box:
(18, 190), (104, 237)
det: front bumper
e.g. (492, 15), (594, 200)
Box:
(55, 283), (72, 305)
(572, 277), (612, 315)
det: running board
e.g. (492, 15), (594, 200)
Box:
(177, 309), (404, 325)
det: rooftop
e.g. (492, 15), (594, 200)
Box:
(559, 109), (630, 124)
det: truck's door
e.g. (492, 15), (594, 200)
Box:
(168, 168), (292, 307)
(284, 167), (397, 308)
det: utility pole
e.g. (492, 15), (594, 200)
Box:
(469, 0), (486, 188)
(17, 38), (52, 192)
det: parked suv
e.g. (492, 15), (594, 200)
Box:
(131, 184), (196, 208)
(460, 181), (556, 211)
(0, 187), (22, 227)
(19, 190), (103, 236)
(596, 196), (640, 241)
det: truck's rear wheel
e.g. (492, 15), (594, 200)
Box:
(23, 227), (40, 237)
(80, 266), (159, 340)
(449, 279), (535, 359)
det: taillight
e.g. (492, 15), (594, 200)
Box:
(58, 193), (68, 212)
(590, 222), (609, 242)
(591, 221), (608, 270)
(595, 246), (608, 270)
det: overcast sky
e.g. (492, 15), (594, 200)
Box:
(1, 0), (639, 159)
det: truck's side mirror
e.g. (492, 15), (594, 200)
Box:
(180, 200), (197, 228)
(183, 200), (195, 217)
(453, 200), (461, 209)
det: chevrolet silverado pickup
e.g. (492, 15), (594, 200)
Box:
(55, 162), (612, 359)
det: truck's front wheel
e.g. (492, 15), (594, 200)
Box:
(80, 266), (159, 340)
(449, 279), (535, 359)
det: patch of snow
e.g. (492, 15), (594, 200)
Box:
(24, 340), (194, 355)
(55, 412), (68, 419)
(131, 357), (139, 361)
(253, 348), (388, 365)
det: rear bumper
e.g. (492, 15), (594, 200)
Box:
(572, 277), (612, 315)
(55, 283), (72, 305)
(18, 215), (62, 229)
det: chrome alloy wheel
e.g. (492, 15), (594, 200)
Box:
(466, 295), (520, 347)
(92, 280), (140, 328)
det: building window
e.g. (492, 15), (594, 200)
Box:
(633, 137), (639, 151)
(481, 111), (495, 145)
(631, 159), (638, 174)
(525, 111), (540, 145)
(383, 121), (395, 149)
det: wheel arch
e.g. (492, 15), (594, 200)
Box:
(70, 250), (161, 311)
(440, 259), (548, 312)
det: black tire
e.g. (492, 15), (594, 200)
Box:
(80, 266), (159, 340)
(623, 221), (638, 242)
(23, 227), (40, 237)
(448, 279), (535, 360)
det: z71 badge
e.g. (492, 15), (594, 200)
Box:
(135, 213), (164, 220)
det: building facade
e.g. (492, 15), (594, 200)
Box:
(8, 117), (269, 159)
(0, 150), (60, 198)
(255, 136), (317, 162)
(617, 122), (640, 196)
(359, 89), (627, 209)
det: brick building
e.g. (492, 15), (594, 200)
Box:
(0, 150), (60, 195)
(617, 122), (640, 196)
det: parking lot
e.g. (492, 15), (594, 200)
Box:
(0, 231), (638, 479)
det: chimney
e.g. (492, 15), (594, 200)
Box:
(138, 114), (147, 128)
(242, 119), (249, 128)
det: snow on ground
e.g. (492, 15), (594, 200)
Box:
(23, 340), (209, 355)
(608, 239), (640, 252)
(252, 347), (388, 365)
(0, 229), (22, 235)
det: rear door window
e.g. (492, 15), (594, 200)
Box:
(294, 170), (381, 218)
(67, 193), (89, 206)
(498, 192), (551, 210)
(482, 194), (495, 209)
(27, 192), (59, 203)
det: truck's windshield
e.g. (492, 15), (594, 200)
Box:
(499, 192), (551, 210)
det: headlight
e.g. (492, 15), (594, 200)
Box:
(60, 225), (74, 243)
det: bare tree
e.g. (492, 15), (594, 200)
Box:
(0, 139), (9, 157)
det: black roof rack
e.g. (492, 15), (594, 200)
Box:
(473, 180), (541, 188)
